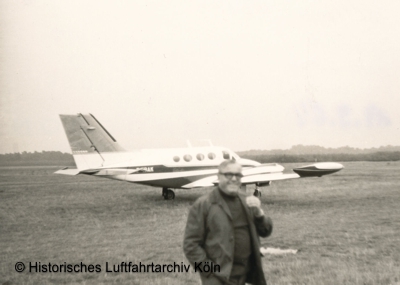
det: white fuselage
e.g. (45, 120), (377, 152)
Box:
(73, 146), (269, 189)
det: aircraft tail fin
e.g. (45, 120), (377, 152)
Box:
(59, 113), (125, 170)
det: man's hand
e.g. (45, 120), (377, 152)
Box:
(246, 196), (264, 218)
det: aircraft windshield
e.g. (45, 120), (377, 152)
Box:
(222, 150), (230, 159)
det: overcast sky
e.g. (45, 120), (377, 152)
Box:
(1, 0), (399, 154)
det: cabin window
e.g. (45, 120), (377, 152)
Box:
(208, 153), (216, 160)
(184, 154), (192, 162)
(196, 153), (204, 161)
(222, 151), (230, 159)
(173, 156), (180, 162)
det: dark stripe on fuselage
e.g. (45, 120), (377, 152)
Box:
(92, 164), (255, 189)
(114, 164), (254, 174)
(133, 175), (214, 189)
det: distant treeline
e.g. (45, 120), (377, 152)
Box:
(237, 145), (400, 162)
(1, 146), (400, 166)
(0, 151), (75, 166)
(237, 144), (400, 156)
(238, 152), (400, 163)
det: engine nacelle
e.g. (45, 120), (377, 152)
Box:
(256, 181), (272, 187)
(293, 162), (343, 177)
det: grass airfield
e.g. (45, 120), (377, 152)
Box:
(0, 161), (399, 285)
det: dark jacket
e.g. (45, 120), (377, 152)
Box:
(183, 188), (273, 285)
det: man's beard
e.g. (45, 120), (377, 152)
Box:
(226, 184), (240, 195)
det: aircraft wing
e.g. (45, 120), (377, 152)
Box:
(244, 162), (344, 183)
(181, 172), (300, 188)
(181, 162), (343, 189)
(241, 173), (300, 184)
(181, 175), (218, 188)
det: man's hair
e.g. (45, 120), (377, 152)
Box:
(218, 159), (241, 173)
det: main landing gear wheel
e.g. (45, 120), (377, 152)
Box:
(166, 189), (175, 200)
(162, 188), (175, 200)
(253, 189), (261, 198)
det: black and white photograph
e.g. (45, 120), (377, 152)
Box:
(1, 1), (399, 284)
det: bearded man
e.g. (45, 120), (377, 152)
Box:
(183, 160), (273, 285)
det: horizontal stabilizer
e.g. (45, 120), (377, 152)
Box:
(54, 168), (80, 175)
(96, 169), (128, 176)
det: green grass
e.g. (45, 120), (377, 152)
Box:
(0, 161), (399, 284)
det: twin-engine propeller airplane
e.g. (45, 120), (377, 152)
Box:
(56, 113), (344, 200)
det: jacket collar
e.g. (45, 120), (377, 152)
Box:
(210, 187), (251, 221)
(210, 187), (232, 220)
